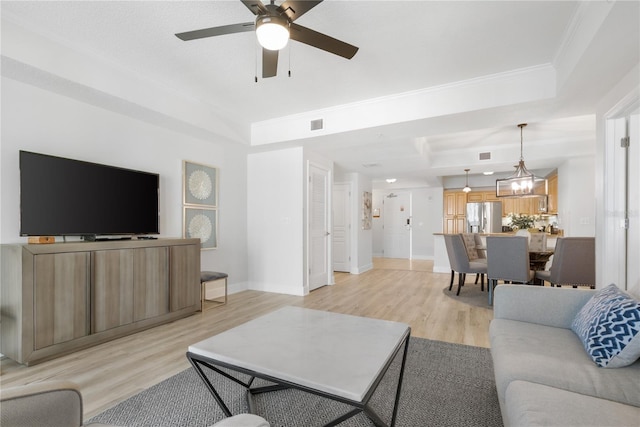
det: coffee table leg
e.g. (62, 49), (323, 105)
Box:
(187, 353), (233, 417)
(389, 333), (411, 427)
(362, 331), (411, 427)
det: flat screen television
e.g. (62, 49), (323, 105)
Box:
(20, 150), (160, 238)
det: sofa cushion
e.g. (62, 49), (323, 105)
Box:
(571, 284), (640, 368)
(505, 380), (640, 427)
(490, 319), (640, 408)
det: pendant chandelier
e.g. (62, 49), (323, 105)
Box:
(496, 123), (546, 198)
(463, 169), (471, 193)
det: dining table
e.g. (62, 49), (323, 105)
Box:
(529, 250), (554, 271)
(529, 250), (554, 285)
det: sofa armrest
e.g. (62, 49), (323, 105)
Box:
(0, 380), (83, 427)
(493, 285), (596, 329)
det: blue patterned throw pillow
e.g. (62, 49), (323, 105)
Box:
(571, 284), (640, 368)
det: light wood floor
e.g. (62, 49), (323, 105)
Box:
(0, 258), (493, 419)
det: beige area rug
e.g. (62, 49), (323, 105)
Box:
(442, 281), (492, 308)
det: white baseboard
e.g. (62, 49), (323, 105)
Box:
(352, 263), (373, 274)
(411, 255), (434, 260)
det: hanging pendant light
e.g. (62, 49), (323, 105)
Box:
(496, 124), (546, 198)
(463, 169), (471, 193)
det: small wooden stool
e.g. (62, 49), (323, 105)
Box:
(200, 271), (228, 308)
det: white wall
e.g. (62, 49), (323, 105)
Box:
(349, 173), (373, 273)
(0, 77), (250, 286)
(557, 156), (596, 237)
(247, 147), (305, 295)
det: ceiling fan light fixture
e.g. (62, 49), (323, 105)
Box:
(256, 15), (289, 51)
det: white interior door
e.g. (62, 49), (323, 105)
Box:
(604, 110), (639, 294)
(309, 164), (330, 291)
(383, 191), (412, 259)
(332, 183), (351, 272)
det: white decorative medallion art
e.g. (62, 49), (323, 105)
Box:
(188, 213), (212, 242)
(188, 169), (213, 201)
(183, 161), (218, 250)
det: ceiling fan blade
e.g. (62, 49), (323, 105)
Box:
(262, 49), (279, 78)
(280, 0), (323, 21)
(290, 23), (358, 59)
(241, 0), (268, 16)
(176, 22), (254, 41)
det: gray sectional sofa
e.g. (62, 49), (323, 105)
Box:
(490, 285), (640, 426)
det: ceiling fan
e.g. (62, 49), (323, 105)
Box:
(175, 0), (359, 78)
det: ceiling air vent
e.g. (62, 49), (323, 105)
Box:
(310, 119), (323, 131)
(479, 152), (491, 160)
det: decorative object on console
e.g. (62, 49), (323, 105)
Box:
(27, 236), (55, 244)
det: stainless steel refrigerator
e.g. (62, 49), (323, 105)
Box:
(466, 202), (503, 233)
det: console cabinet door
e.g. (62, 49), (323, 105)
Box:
(92, 249), (134, 333)
(170, 244), (200, 312)
(133, 247), (169, 321)
(34, 252), (90, 350)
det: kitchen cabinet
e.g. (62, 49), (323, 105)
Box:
(443, 190), (467, 233)
(466, 192), (484, 202)
(502, 198), (515, 216)
(1, 238), (200, 365)
(444, 189), (501, 233)
(482, 190), (500, 202)
(547, 173), (558, 214)
(467, 189), (500, 203)
(502, 197), (543, 216)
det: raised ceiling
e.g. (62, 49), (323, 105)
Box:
(2, 1), (638, 187)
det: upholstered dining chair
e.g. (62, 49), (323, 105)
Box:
(462, 233), (486, 287)
(528, 233), (548, 252)
(486, 236), (535, 305)
(444, 234), (487, 296)
(535, 237), (595, 288)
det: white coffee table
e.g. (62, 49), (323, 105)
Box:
(187, 306), (411, 427)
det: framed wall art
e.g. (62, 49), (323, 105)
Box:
(183, 161), (218, 207)
(362, 191), (372, 230)
(183, 206), (217, 250)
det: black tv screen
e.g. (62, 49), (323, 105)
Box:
(20, 151), (159, 237)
